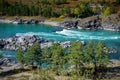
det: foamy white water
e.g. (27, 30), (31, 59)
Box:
(56, 29), (120, 40)
(15, 29), (120, 41)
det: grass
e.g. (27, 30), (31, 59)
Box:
(6, 75), (29, 80)
(49, 17), (71, 22)
(0, 67), (120, 80)
(49, 17), (65, 22)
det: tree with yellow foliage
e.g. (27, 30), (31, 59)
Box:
(102, 7), (112, 17)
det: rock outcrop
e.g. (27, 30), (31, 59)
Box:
(102, 14), (120, 31)
(0, 35), (85, 51)
(60, 14), (120, 31)
(0, 58), (15, 67)
(0, 19), (39, 24)
(0, 35), (44, 51)
(0, 58), (21, 74)
(0, 13), (120, 31)
(59, 20), (78, 29)
(77, 16), (102, 30)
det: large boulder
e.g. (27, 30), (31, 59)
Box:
(60, 41), (71, 48)
(60, 20), (78, 29)
(102, 14), (120, 31)
(77, 15), (102, 30)
(0, 35), (86, 51)
(2, 35), (43, 51)
(0, 58), (12, 66)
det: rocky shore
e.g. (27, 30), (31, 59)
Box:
(60, 14), (120, 31)
(0, 57), (21, 74)
(0, 35), (85, 51)
(0, 18), (40, 24)
(0, 13), (120, 31)
(102, 14), (120, 31)
(0, 35), (117, 54)
(0, 58), (16, 67)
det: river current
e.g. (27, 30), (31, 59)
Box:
(0, 24), (120, 60)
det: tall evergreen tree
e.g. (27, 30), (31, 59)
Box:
(67, 41), (84, 75)
(49, 43), (65, 70)
(95, 41), (109, 68)
(16, 48), (25, 64)
(84, 41), (95, 64)
(25, 44), (43, 66)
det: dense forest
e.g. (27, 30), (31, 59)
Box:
(16, 41), (110, 79)
(0, 0), (119, 18)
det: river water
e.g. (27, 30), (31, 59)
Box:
(0, 24), (120, 60)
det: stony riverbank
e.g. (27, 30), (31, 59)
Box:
(60, 14), (120, 31)
(0, 35), (85, 51)
(0, 13), (120, 31)
(0, 57), (20, 74)
(0, 35), (117, 54)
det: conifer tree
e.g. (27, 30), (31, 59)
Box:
(25, 44), (43, 66)
(16, 48), (25, 64)
(67, 41), (84, 75)
(50, 43), (65, 70)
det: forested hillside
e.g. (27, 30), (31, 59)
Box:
(0, 0), (120, 18)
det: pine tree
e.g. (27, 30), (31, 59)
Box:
(67, 41), (84, 75)
(43, 46), (52, 66)
(95, 41), (109, 68)
(25, 44), (43, 67)
(49, 43), (65, 71)
(84, 41), (94, 64)
(16, 48), (24, 64)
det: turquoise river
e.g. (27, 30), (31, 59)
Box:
(0, 24), (120, 60)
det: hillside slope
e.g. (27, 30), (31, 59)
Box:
(0, 0), (120, 17)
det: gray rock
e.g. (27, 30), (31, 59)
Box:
(12, 19), (22, 24)
(102, 14), (120, 31)
(60, 41), (71, 48)
(31, 19), (39, 24)
(23, 20), (31, 24)
(0, 35), (86, 51)
(0, 58), (12, 66)
(40, 42), (53, 49)
(60, 20), (78, 29)
(77, 15), (101, 30)
(1, 35), (43, 51)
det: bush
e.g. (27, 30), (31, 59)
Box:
(16, 48), (24, 64)
(74, 3), (93, 18)
(102, 7), (113, 17)
(59, 15), (65, 19)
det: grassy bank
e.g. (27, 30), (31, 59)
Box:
(1, 64), (120, 80)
